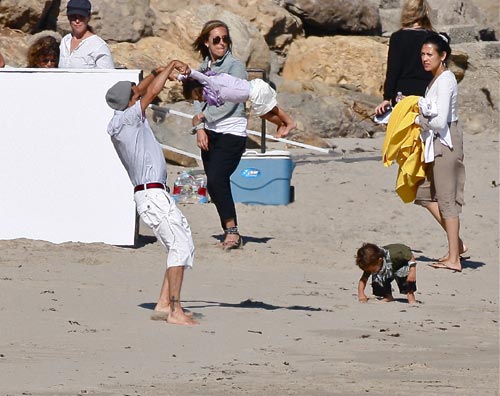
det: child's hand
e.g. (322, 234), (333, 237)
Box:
(358, 295), (369, 303)
(174, 60), (190, 75)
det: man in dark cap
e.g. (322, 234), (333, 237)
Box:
(105, 61), (198, 326)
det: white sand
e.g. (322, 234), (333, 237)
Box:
(0, 133), (498, 395)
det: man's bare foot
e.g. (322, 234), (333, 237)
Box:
(438, 242), (468, 262)
(428, 261), (462, 272)
(152, 305), (193, 321)
(275, 121), (296, 138)
(167, 309), (199, 325)
(151, 310), (169, 321)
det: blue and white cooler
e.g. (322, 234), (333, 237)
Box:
(230, 150), (295, 205)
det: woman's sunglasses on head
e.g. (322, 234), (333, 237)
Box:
(212, 35), (230, 45)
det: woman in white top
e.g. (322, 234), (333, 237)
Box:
(58, 0), (114, 69)
(415, 32), (466, 272)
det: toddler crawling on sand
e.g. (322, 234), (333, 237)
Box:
(355, 243), (417, 304)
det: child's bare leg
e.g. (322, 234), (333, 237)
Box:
(261, 106), (296, 138)
(407, 291), (417, 304)
(381, 294), (394, 302)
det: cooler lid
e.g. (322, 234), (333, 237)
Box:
(241, 150), (291, 158)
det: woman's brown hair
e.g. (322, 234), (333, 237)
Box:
(192, 20), (232, 60)
(27, 36), (60, 68)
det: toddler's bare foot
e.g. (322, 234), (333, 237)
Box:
(276, 121), (296, 138)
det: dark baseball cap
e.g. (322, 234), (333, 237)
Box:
(67, 0), (91, 17)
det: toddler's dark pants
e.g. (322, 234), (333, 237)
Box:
(372, 277), (417, 297)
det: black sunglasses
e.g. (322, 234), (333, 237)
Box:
(68, 14), (87, 21)
(211, 35), (230, 45)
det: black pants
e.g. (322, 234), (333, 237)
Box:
(202, 130), (246, 230)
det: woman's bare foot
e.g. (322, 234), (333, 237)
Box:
(429, 260), (462, 272)
(438, 242), (468, 262)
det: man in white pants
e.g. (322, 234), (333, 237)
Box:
(105, 64), (198, 325)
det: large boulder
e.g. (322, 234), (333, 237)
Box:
(0, 0), (58, 32)
(280, 0), (381, 34)
(0, 28), (29, 67)
(454, 41), (500, 135)
(223, 0), (304, 51)
(150, 0), (303, 52)
(110, 37), (199, 103)
(57, 0), (155, 43)
(150, 3), (271, 71)
(282, 36), (387, 97)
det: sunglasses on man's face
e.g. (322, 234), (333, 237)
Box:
(211, 35), (230, 45)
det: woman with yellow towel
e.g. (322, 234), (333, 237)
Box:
(414, 32), (466, 272)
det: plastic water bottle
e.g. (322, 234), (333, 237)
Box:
(172, 170), (208, 203)
(395, 91), (403, 103)
(173, 171), (195, 203)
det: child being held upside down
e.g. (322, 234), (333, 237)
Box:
(172, 60), (296, 138)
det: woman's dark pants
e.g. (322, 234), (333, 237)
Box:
(202, 130), (246, 230)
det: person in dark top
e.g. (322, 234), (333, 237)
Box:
(375, 0), (434, 116)
(356, 243), (417, 304)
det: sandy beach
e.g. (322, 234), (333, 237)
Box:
(0, 132), (498, 395)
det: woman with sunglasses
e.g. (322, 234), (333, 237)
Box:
(59, 0), (114, 69)
(191, 20), (248, 250)
(27, 33), (60, 68)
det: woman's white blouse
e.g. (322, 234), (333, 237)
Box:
(59, 33), (115, 69)
(417, 70), (458, 162)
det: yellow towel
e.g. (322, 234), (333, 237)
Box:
(382, 96), (427, 203)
